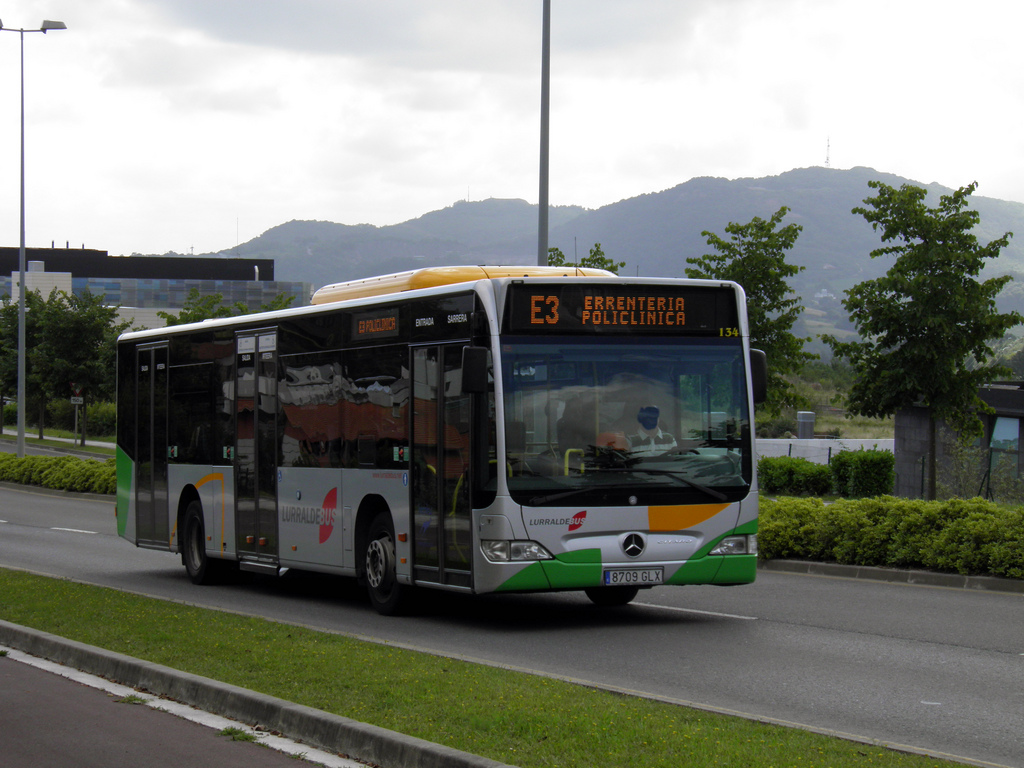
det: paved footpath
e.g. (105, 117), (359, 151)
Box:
(0, 621), (513, 768)
(1, 652), (356, 768)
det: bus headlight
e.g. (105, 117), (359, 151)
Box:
(481, 540), (554, 562)
(709, 534), (758, 556)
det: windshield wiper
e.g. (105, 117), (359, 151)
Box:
(528, 487), (596, 506)
(631, 468), (729, 502)
(587, 466), (730, 502)
(528, 468), (728, 505)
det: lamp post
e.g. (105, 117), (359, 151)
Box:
(537, 0), (550, 266)
(0, 19), (67, 457)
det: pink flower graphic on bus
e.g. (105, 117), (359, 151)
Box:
(569, 511), (586, 531)
(319, 487), (338, 544)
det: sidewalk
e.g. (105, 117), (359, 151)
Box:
(760, 559), (1024, 594)
(0, 427), (114, 451)
(0, 620), (513, 768)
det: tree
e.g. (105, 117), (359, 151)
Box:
(33, 289), (128, 444)
(685, 206), (816, 415)
(0, 291), (46, 430)
(548, 242), (625, 274)
(824, 181), (1022, 499)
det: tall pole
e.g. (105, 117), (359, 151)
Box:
(537, 0), (550, 266)
(17, 29), (27, 457)
(1, 20), (66, 457)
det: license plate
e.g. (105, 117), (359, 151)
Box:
(604, 568), (664, 586)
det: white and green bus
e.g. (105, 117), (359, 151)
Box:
(116, 266), (766, 614)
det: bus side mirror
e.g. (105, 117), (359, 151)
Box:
(750, 349), (767, 405)
(462, 346), (489, 394)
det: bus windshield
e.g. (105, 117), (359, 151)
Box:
(501, 336), (752, 507)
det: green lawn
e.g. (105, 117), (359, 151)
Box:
(0, 569), (957, 768)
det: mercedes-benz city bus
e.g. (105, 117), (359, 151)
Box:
(115, 266), (767, 614)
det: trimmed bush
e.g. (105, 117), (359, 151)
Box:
(830, 448), (894, 497)
(759, 448), (894, 498)
(758, 456), (832, 496)
(0, 453), (115, 495)
(760, 496), (1024, 580)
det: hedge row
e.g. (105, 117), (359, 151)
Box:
(0, 453), (116, 495)
(759, 496), (1024, 580)
(2, 400), (117, 437)
(759, 448), (894, 497)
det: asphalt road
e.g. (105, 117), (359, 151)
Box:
(0, 484), (1021, 767)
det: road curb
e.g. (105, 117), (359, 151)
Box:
(759, 559), (1024, 594)
(0, 619), (516, 768)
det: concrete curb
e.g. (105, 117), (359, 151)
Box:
(0, 620), (515, 768)
(760, 559), (1024, 594)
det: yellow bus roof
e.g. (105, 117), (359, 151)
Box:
(310, 265), (614, 305)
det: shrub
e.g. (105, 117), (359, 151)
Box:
(757, 498), (826, 560)
(830, 447), (895, 497)
(760, 495), (1024, 580)
(0, 453), (115, 495)
(756, 416), (797, 438)
(46, 399), (117, 438)
(758, 456), (831, 496)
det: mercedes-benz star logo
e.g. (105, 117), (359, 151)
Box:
(622, 533), (645, 558)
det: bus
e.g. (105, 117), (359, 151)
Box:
(115, 266), (767, 614)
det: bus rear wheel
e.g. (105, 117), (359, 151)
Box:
(364, 512), (410, 615)
(182, 501), (216, 585)
(584, 586), (639, 607)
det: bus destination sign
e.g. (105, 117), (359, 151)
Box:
(504, 283), (738, 336)
(352, 309), (400, 340)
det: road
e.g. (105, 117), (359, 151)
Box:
(0, 484), (1021, 767)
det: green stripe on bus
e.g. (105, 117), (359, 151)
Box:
(115, 447), (133, 538)
(495, 548), (603, 591)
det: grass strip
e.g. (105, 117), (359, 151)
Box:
(0, 568), (955, 768)
(0, 434), (114, 457)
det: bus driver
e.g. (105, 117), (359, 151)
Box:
(629, 405), (677, 456)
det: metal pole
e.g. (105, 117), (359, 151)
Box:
(537, 0), (550, 266)
(2, 20), (66, 456)
(17, 28), (26, 457)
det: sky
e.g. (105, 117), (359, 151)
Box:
(1, 0), (1023, 258)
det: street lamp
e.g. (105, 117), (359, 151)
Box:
(0, 19), (67, 457)
(537, 0), (550, 266)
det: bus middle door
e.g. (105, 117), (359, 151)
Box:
(135, 343), (169, 548)
(235, 330), (280, 572)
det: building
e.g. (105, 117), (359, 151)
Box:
(894, 383), (1024, 500)
(0, 247), (312, 328)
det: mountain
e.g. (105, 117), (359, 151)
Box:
(209, 166), (1024, 350)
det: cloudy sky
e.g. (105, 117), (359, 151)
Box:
(1, 0), (1022, 258)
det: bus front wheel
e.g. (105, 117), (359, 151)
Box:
(364, 512), (410, 615)
(584, 586), (639, 607)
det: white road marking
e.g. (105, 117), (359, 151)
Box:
(638, 603), (758, 620)
(50, 527), (98, 535)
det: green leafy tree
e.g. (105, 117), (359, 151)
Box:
(0, 292), (46, 429)
(33, 289), (128, 443)
(548, 242), (625, 274)
(824, 181), (1022, 499)
(685, 206), (816, 415)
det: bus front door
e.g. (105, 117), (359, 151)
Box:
(235, 330), (280, 571)
(135, 344), (169, 548)
(411, 344), (473, 590)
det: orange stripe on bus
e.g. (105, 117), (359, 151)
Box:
(648, 504), (728, 532)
